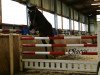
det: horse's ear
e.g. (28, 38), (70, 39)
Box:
(27, 4), (37, 10)
(31, 5), (37, 9)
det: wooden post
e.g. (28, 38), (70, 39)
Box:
(18, 34), (23, 71)
(0, 0), (2, 24)
(9, 34), (14, 75)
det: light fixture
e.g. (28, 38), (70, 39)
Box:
(96, 10), (100, 11)
(94, 0), (99, 1)
(89, 14), (92, 16)
(91, 3), (100, 5)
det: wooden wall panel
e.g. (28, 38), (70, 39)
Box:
(0, 36), (10, 75)
(0, 0), (2, 23)
(0, 35), (20, 75)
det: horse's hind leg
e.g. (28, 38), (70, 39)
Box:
(41, 40), (48, 59)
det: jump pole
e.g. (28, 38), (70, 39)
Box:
(97, 22), (100, 75)
(21, 35), (97, 40)
(97, 21), (100, 61)
(22, 51), (98, 55)
(22, 44), (97, 47)
(0, 29), (21, 33)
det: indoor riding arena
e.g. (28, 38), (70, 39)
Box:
(0, 0), (100, 75)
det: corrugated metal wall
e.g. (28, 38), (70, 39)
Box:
(30, 0), (88, 24)
(12, 0), (88, 24)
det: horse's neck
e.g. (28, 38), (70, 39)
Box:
(36, 11), (48, 24)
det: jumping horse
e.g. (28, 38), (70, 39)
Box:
(27, 5), (55, 58)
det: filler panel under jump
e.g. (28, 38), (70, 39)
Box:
(22, 59), (97, 72)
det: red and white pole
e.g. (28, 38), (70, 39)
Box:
(22, 44), (97, 47)
(22, 51), (97, 55)
(21, 35), (97, 40)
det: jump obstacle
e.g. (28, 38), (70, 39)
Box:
(0, 29), (99, 74)
(19, 34), (99, 74)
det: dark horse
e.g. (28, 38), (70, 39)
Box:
(27, 5), (54, 58)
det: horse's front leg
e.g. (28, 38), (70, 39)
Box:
(49, 39), (54, 52)
(41, 40), (48, 59)
(49, 39), (57, 59)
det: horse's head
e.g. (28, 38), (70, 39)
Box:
(27, 5), (38, 31)
(27, 5), (37, 12)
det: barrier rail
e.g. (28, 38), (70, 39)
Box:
(22, 44), (97, 47)
(22, 51), (98, 55)
(21, 35), (97, 40)
(0, 29), (21, 33)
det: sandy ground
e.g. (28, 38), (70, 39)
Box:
(15, 69), (97, 75)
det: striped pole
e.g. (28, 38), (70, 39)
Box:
(0, 29), (21, 33)
(21, 35), (97, 40)
(22, 51), (98, 55)
(22, 44), (97, 47)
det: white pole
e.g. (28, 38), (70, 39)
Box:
(97, 21), (100, 75)
(97, 21), (100, 61)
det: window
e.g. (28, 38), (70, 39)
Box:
(71, 20), (74, 30)
(74, 21), (79, 30)
(43, 11), (54, 28)
(57, 15), (62, 29)
(63, 17), (69, 29)
(1, 0), (27, 25)
(86, 24), (88, 32)
(82, 23), (86, 31)
(97, 15), (100, 21)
